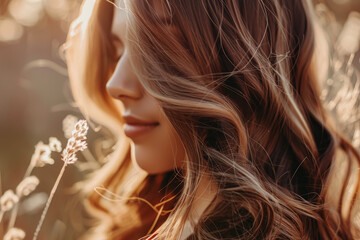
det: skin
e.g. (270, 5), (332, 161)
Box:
(107, 1), (217, 236)
(106, 1), (185, 175)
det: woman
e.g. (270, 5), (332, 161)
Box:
(65, 0), (360, 239)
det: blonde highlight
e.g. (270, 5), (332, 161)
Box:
(66, 0), (360, 239)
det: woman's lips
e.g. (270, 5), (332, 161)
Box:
(123, 123), (159, 138)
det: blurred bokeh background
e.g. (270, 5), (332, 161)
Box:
(0, 0), (359, 239)
(0, 0), (86, 239)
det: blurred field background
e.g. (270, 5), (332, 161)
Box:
(0, 0), (359, 239)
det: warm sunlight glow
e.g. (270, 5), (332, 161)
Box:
(0, 17), (23, 42)
(337, 12), (360, 55)
(43, 0), (71, 21)
(8, 0), (44, 27)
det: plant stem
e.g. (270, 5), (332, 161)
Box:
(24, 161), (35, 178)
(33, 162), (67, 240)
(7, 161), (35, 231)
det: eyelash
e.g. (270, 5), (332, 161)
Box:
(111, 40), (124, 62)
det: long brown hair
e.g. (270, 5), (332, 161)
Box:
(65, 0), (360, 239)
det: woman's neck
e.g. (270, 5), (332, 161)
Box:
(180, 174), (218, 239)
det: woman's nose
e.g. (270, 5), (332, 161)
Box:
(106, 51), (142, 101)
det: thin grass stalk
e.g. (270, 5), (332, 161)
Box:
(7, 161), (35, 231)
(32, 162), (67, 240)
(32, 119), (88, 240)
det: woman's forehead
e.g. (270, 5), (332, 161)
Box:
(115, 0), (171, 19)
(112, 0), (172, 37)
(112, 0), (127, 37)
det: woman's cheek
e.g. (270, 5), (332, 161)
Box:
(130, 121), (185, 174)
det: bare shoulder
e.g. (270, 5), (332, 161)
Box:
(325, 146), (360, 237)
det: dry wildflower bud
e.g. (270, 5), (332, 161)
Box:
(72, 120), (88, 141)
(4, 227), (26, 240)
(16, 176), (40, 198)
(49, 137), (62, 152)
(0, 190), (19, 212)
(62, 120), (89, 165)
(33, 120), (89, 240)
(63, 114), (79, 139)
(31, 141), (54, 167)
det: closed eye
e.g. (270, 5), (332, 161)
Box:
(110, 33), (124, 61)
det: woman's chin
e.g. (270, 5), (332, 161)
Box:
(130, 144), (176, 174)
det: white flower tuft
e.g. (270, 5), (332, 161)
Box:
(33, 120), (89, 239)
(31, 141), (54, 167)
(62, 120), (89, 165)
(0, 190), (19, 212)
(16, 176), (40, 198)
(4, 227), (26, 240)
(48, 137), (62, 152)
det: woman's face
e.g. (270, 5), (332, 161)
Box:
(106, 0), (185, 174)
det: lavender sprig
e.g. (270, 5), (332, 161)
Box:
(32, 120), (88, 240)
(7, 138), (61, 231)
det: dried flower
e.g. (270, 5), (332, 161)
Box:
(62, 114), (79, 139)
(1, 190), (19, 212)
(62, 120), (89, 165)
(16, 176), (40, 198)
(31, 141), (54, 167)
(4, 227), (25, 240)
(33, 120), (89, 240)
(48, 137), (62, 152)
(72, 119), (88, 141)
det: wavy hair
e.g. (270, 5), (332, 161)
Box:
(65, 0), (360, 239)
